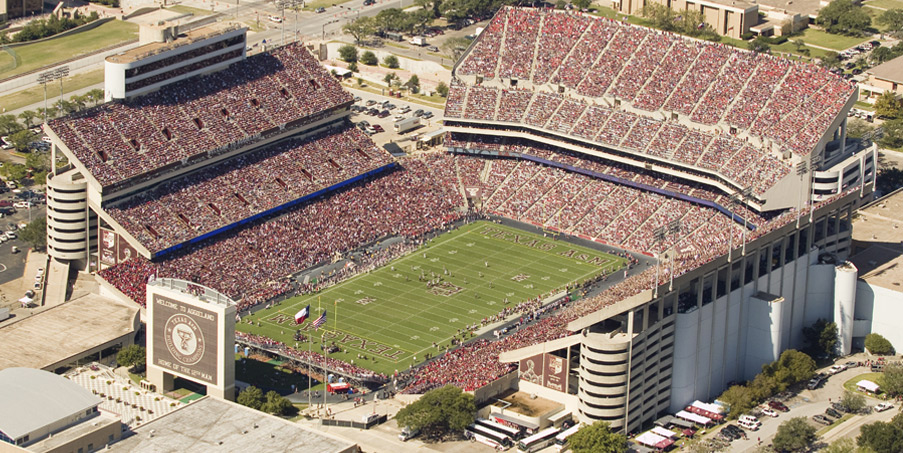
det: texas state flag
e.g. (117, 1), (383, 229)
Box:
(294, 305), (310, 324)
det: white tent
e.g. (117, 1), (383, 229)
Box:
(636, 431), (667, 447)
(676, 410), (712, 425)
(18, 295), (33, 307)
(857, 380), (880, 393)
(692, 400), (725, 414)
(651, 426), (677, 438)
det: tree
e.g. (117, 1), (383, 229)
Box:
(343, 17), (376, 44)
(26, 151), (49, 172)
(441, 36), (472, 63)
(847, 118), (876, 139)
(572, 0), (591, 10)
(8, 129), (35, 152)
(348, 61), (358, 73)
(0, 162), (26, 182)
(858, 421), (903, 453)
(568, 421), (627, 453)
(395, 385), (476, 438)
(383, 54), (400, 68)
(817, 0), (872, 36)
(841, 389), (867, 413)
(237, 386), (265, 410)
(0, 114), (22, 135)
(865, 333), (895, 355)
(880, 118), (903, 149)
(718, 385), (758, 419)
(338, 44), (359, 63)
(877, 9), (903, 37)
(762, 349), (816, 389)
(360, 50), (378, 65)
(872, 46), (894, 64)
(882, 363), (903, 398)
(18, 111), (38, 128)
(772, 417), (817, 452)
(405, 74), (420, 93)
(748, 36), (771, 53)
(875, 92), (903, 119)
(384, 72), (399, 86)
(823, 437), (858, 453)
(436, 81), (449, 97)
(260, 390), (294, 415)
(86, 88), (104, 106)
(803, 319), (838, 357)
(115, 344), (146, 371)
(821, 51), (842, 69)
(37, 107), (57, 121)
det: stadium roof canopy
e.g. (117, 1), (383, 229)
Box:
(0, 368), (101, 441)
(0, 294), (139, 372)
(107, 397), (357, 453)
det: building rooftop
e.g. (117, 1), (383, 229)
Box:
(106, 22), (242, 65)
(0, 368), (101, 441)
(867, 55), (903, 85)
(0, 293), (138, 371)
(754, 0), (825, 17)
(107, 397), (357, 453)
(850, 189), (903, 291)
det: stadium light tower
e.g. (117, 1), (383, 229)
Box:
(809, 154), (824, 222)
(653, 226), (666, 298)
(37, 66), (70, 123)
(277, 0), (303, 46)
(796, 161), (809, 228)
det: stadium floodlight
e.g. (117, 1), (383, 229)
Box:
(276, 0), (303, 45)
(37, 65), (70, 123)
(796, 161), (809, 227)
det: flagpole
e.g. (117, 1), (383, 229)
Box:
(307, 327), (311, 412)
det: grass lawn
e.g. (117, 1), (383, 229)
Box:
(843, 372), (885, 395)
(0, 68), (103, 112)
(0, 21), (137, 78)
(799, 28), (868, 51)
(816, 413), (854, 436)
(165, 5), (215, 16)
(864, 0), (903, 10)
(303, 0), (353, 11)
(238, 221), (628, 376)
(587, 6), (626, 20)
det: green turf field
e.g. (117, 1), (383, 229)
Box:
(237, 221), (628, 376)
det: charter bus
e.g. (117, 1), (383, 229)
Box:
(466, 424), (514, 450)
(476, 418), (523, 440)
(554, 424), (581, 452)
(517, 427), (560, 453)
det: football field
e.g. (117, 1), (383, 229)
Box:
(237, 221), (628, 376)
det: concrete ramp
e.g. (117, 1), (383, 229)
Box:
(43, 259), (70, 306)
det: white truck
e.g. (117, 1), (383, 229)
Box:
(410, 36), (427, 46)
(394, 116), (420, 134)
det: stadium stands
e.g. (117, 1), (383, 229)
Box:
(49, 43), (351, 189)
(104, 125), (393, 254)
(451, 7), (854, 196)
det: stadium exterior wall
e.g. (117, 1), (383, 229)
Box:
(500, 189), (870, 432)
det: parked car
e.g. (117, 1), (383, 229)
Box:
(366, 99), (377, 106)
(13, 201), (31, 209)
(378, 109), (390, 118)
(723, 425), (746, 439)
(826, 408), (843, 418)
(813, 414), (833, 425)
(398, 426), (420, 441)
(844, 361), (858, 369)
(761, 407), (778, 418)
(353, 96), (362, 102)
(829, 364), (846, 375)
(422, 111), (434, 119)
(398, 105), (411, 114)
(875, 402), (894, 412)
(768, 401), (789, 412)
(315, 6), (326, 12)
(427, 45), (439, 52)
(808, 377), (822, 390)
(372, 124), (384, 132)
(5, 231), (16, 240)
(412, 109), (424, 117)
(268, 15), (283, 23)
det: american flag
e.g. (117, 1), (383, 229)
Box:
(313, 310), (327, 329)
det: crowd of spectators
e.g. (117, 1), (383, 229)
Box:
(452, 7), (855, 167)
(98, 156), (464, 309)
(105, 124), (392, 253)
(447, 83), (792, 196)
(50, 43), (351, 188)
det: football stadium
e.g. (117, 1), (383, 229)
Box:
(43, 7), (877, 433)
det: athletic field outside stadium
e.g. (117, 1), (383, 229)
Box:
(237, 221), (628, 376)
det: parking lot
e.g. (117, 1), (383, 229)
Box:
(345, 88), (445, 151)
(0, 183), (44, 286)
(696, 355), (900, 452)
